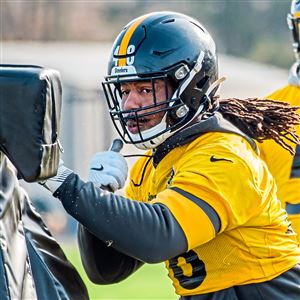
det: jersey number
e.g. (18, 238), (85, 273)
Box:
(168, 250), (206, 290)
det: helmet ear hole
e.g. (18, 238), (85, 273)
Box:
(196, 75), (209, 89)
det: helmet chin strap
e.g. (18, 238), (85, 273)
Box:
(129, 113), (172, 150)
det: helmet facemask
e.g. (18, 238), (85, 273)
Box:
(287, 0), (300, 62)
(102, 71), (190, 150)
(102, 52), (216, 150)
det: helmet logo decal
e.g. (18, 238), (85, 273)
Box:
(111, 65), (137, 76)
(116, 14), (150, 66)
(126, 45), (135, 65)
(113, 45), (136, 66)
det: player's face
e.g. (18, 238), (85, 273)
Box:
(120, 79), (173, 134)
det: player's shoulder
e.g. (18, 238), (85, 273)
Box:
(188, 131), (252, 154)
(266, 85), (300, 106)
(179, 132), (254, 169)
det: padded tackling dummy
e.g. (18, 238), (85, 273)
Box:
(0, 153), (89, 300)
(0, 64), (62, 182)
(0, 65), (89, 299)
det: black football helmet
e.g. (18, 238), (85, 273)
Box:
(287, 0), (300, 62)
(102, 11), (219, 149)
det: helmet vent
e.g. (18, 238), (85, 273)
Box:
(162, 18), (175, 24)
(152, 49), (175, 57)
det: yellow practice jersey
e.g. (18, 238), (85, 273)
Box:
(259, 84), (300, 242)
(125, 131), (300, 296)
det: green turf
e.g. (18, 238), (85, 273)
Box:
(63, 243), (178, 300)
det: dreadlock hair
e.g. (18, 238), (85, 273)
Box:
(216, 97), (300, 155)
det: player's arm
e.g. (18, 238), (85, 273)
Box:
(77, 149), (144, 282)
(77, 224), (144, 284)
(53, 175), (220, 262)
(54, 173), (188, 263)
(43, 153), (219, 263)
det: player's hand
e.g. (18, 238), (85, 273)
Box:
(39, 159), (73, 194)
(89, 151), (128, 192)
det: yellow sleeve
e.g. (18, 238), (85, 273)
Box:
(151, 188), (217, 250)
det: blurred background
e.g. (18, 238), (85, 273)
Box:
(0, 1), (294, 299)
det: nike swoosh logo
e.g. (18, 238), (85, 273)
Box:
(91, 164), (104, 171)
(210, 156), (233, 163)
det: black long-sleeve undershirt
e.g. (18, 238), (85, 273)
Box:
(54, 173), (188, 264)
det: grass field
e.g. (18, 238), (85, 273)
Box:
(62, 243), (178, 300)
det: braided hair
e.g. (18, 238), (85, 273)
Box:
(216, 97), (300, 155)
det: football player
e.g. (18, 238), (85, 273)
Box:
(41, 12), (300, 299)
(259, 0), (300, 243)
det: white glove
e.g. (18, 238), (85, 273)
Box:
(89, 151), (128, 192)
(40, 159), (73, 194)
(288, 62), (300, 86)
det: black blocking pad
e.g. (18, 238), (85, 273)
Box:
(0, 64), (62, 182)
